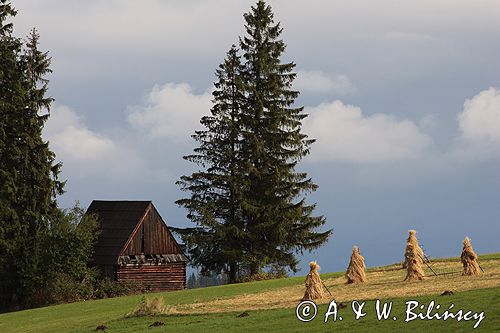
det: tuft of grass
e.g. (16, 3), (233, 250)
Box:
(125, 297), (177, 318)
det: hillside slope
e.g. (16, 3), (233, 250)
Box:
(0, 253), (499, 333)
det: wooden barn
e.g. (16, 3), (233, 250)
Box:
(86, 200), (188, 291)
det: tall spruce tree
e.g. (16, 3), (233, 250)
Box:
(0, 1), (64, 307)
(0, 1), (25, 306)
(177, 1), (331, 281)
(238, 1), (330, 275)
(176, 46), (246, 283)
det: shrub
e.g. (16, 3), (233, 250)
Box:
(95, 278), (145, 299)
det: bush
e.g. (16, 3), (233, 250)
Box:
(50, 273), (96, 304)
(95, 278), (145, 299)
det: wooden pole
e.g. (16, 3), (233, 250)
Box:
(321, 280), (333, 297)
(418, 254), (438, 277)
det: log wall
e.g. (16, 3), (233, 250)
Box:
(117, 263), (186, 291)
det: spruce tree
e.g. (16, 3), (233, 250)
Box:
(238, 1), (330, 275)
(0, 1), (64, 307)
(176, 46), (246, 283)
(177, 1), (331, 281)
(0, 1), (25, 306)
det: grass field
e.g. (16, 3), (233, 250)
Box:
(1, 253), (499, 332)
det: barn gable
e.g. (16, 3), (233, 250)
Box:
(121, 203), (184, 256)
(86, 200), (188, 290)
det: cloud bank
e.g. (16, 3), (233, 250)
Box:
(46, 85), (499, 171)
(303, 100), (432, 163)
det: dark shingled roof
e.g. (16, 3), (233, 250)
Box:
(87, 200), (152, 265)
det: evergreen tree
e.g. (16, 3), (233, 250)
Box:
(0, 1), (64, 307)
(176, 46), (246, 283)
(238, 1), (331, 275)
(0, 1), (25, 307)
(0, 0), (22, 270)
(176, 1), (331, 281)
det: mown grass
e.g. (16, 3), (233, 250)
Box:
(0, 253), (498, 333)
(0, 273), (346, 333)
(11, 287), (498, 333)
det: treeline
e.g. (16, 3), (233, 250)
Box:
(175, 1), (331, 283)
(186, 272), (227, 289)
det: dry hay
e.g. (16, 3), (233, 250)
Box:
(403, 230), (424, 269)
(461, 237), (481, 276)
(302, 261), (325, 300)
(126, 296), (177, 317)
(345, 245), (367, 283)
(404, 241), (425, 281)
(172, 258), (500, 314)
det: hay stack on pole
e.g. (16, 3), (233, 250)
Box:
(302, 261), (325, 300)
(403, 230), (424, 269)
(345, 246), (367, 283)
(461, 237), (481, 276)
(404, 230), (425, 281)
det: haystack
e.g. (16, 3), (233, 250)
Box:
(403, 230), (424, 269)
(302, 261), (325, 300)
(461, 237), (481, 276)
(404, 242), (425, 281)
(345, 246), (367, 283)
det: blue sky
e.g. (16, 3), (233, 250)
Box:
(12, 0), (500, 274)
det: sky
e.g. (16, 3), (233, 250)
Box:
(10, 0), (500, 274)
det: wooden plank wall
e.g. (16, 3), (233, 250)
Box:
(123, 206), (182, 255)
(117, 263), (186, 291)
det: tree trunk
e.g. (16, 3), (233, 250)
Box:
(228, 262), (238, 283)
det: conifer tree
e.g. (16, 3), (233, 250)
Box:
(176, 46), (246, 283)
(0, 1), (25, 306)
(177, 1), (331, 280)
(0, 1), (64, 306)
(0, 0), (22, 266)
(238, 1), (330, 275)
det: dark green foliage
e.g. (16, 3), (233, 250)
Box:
(176, 46), (247, 282)
(238, 0), (331, 275)
(176, 1), (331, 281)
(13, 204), (101, 308)
(0, 3), (142, 309)
(0, 1), (70, 309)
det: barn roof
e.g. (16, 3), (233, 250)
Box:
(86, 200), (187, 265)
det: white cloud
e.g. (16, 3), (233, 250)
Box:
(127, 83), (212, 141)
(295, 70), (355, 94)
(459, 87), (500, 143)
(303, 100), (432, 163)
(447, 87), (500, 161)
(43, 105), (146, 181)
(44, 105), (115, 161)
